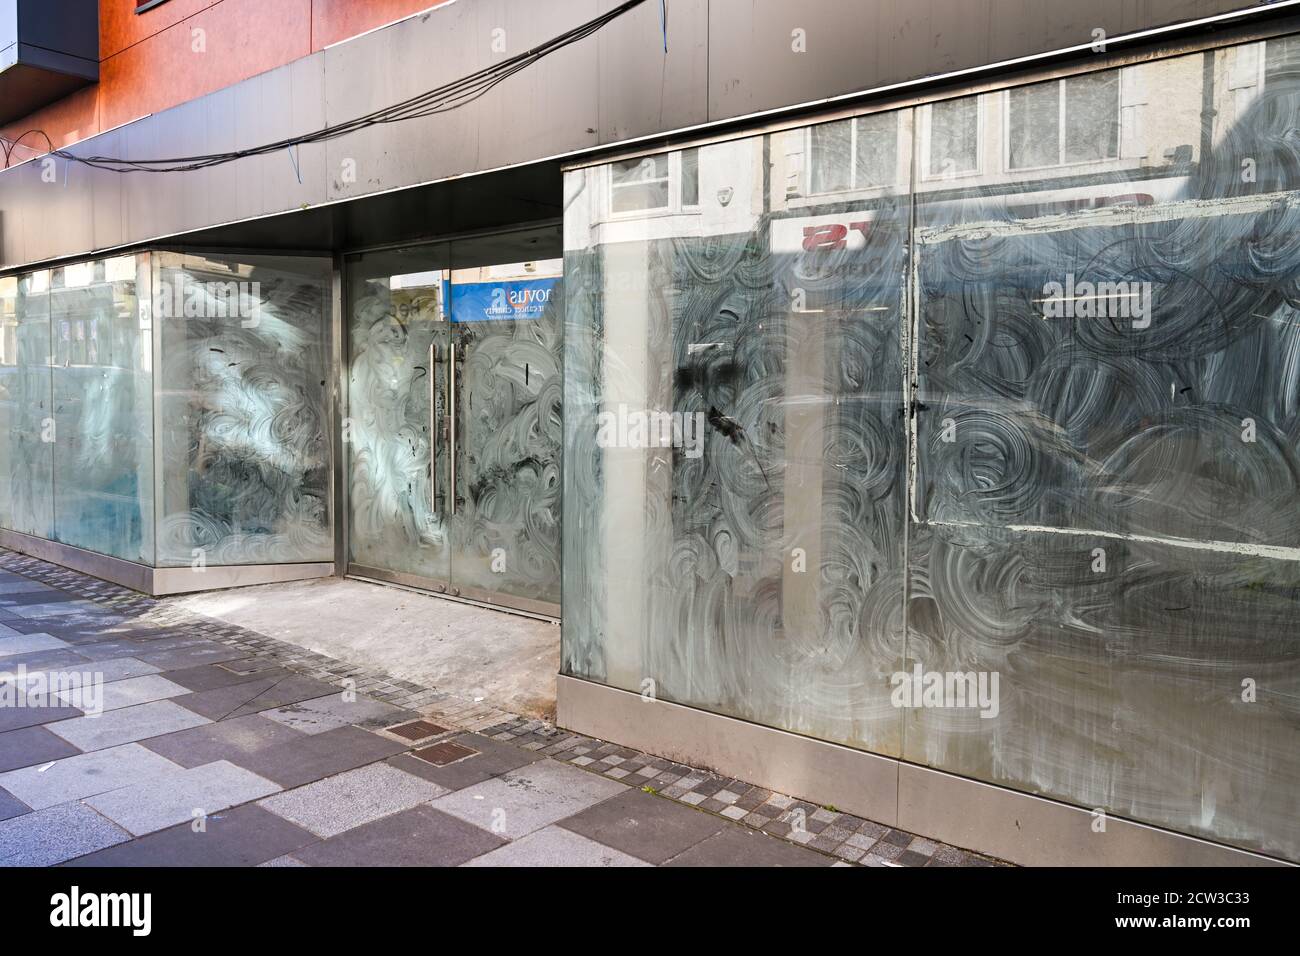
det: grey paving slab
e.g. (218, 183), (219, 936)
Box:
(7, 601), (114, 618)
(261, 694), (411, 736)
(46, 700), (211, 752)
(664, 824), (836, 867)
(0, 742), (182, 809)
(85, 760), (281, 836)
(0, 801), (131, 866)
(0, 786), (30, 821)
(0, 581), (58, 595)
(259, 762), (447, 838)
(464, 824), (651, 867)
(55, 674), (190, 712)
(259, 854), (308, 867)
(0, 693), (85, 733)
(558, 787), (728, 864)
(0, 725), (81, 773)
(0, 633), (70, 658)
(432, 758), (626, 840)
(0, 649), (89, 673)
(79, 657), (161, 683)
(163, 662), (290, 693)
(291, 804), (504, 867)
(385, 732), (546, 792)
(135, 644), (251, 670)
(141, 713), (306, 770)
(50, 640), (143, 662)
(225, 725), (407, 788)
(173, 673), (341, 721)
(65, 803), (317, 867)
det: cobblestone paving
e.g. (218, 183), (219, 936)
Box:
(0, 549), (1004, 867)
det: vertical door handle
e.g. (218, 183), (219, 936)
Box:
(429, 341), (438, 515)
(448, 340), (457, 516)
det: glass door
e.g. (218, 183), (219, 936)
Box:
(344, 228), (562, 617)
(344, 243), (453, 589)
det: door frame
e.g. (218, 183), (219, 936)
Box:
(337, 224), (563, 620)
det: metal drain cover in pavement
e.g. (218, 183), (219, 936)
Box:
(412, 741), (478, 765)
(385, 719), (450, 741)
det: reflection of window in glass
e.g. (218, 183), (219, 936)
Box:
(1264, 34), (1300, 83)
(611, 154), (670, 213)
(927, 97), (980, 177)
(809, 113), (898, 193)
(680, 148), (700, 206)
(1008, 73), (1119, 169)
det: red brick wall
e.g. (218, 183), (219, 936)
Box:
(1, 0), (438, 158)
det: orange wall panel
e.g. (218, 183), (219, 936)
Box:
(310, 0), (440, 50)
(2, 0), (437, 160)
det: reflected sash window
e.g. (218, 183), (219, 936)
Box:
(809, 113), (898, 194)
(926, 97), (980, 178)
(1008, 73), (1119, 169)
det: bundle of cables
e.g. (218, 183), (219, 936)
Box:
(7, 0), (651, 173)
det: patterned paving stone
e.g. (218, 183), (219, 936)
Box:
(664, 824), (837, 867)
(46, 700), (211, 752)
(0, 743), (183, 809)
(433, 758), (626, 839)
(141, 713), (307, 770)
(0, 725), (81, 773)
(558, 787), (727, 864)
(85, 760), (282, 836)
(465, 824), (650, 867)
(0, 801), (131, 866)
(0, 786), (29, 821)
(225, 725), (406, 789)
(291, 804), (504, 867)
(259, 762), (447, 838)
(261, 694), (411, 736)
(65, 804), (317, 867)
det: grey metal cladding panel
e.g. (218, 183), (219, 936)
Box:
(231, 56), (328, 222)
(323, 0), (599, 204)
(597, 0), (709, 143)
(706, 0), (1254, 121)
(24, 149), (94, 264)
(323, 0), (483, 203)
(89, 128), (126, 254)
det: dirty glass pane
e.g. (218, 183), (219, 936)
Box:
(913, 47), (1300, 861)
(49, 256), (153, 563)
(1063, 72), (1119, 163)
(563, 124), (913, 756)
(154, 253), (332, 567)
(1008, 81), (1060, 169)
(855, 112), (898, 187)
(927, 96), (979, 175)
(0, 272), (53, 540)
(809, 119), (851, 193)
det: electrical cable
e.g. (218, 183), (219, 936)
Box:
(4, 0), (648, 173)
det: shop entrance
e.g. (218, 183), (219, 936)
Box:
(343, 226), (562, 617)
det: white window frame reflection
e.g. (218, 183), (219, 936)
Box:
(1001, 74), (1121, 173)
(918, 96), (984, 182)
(606, 149), (701, 220)
(804, 113), (901, 197)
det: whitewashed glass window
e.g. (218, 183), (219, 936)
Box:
(926, 97), (980, 177)
(1008, 73), (1119, 169)
(809, 114), (898, 194)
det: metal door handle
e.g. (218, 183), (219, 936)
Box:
(448, 340), (457, 516)
(429, 341), (437, 514)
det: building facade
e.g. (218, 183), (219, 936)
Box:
(1, 0), (1298, 866)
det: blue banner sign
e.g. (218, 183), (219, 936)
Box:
(450, 277), (558, 322)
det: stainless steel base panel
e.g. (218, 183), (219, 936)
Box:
(0, 529), (334, 597)
(556, 674), (1293, 867)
